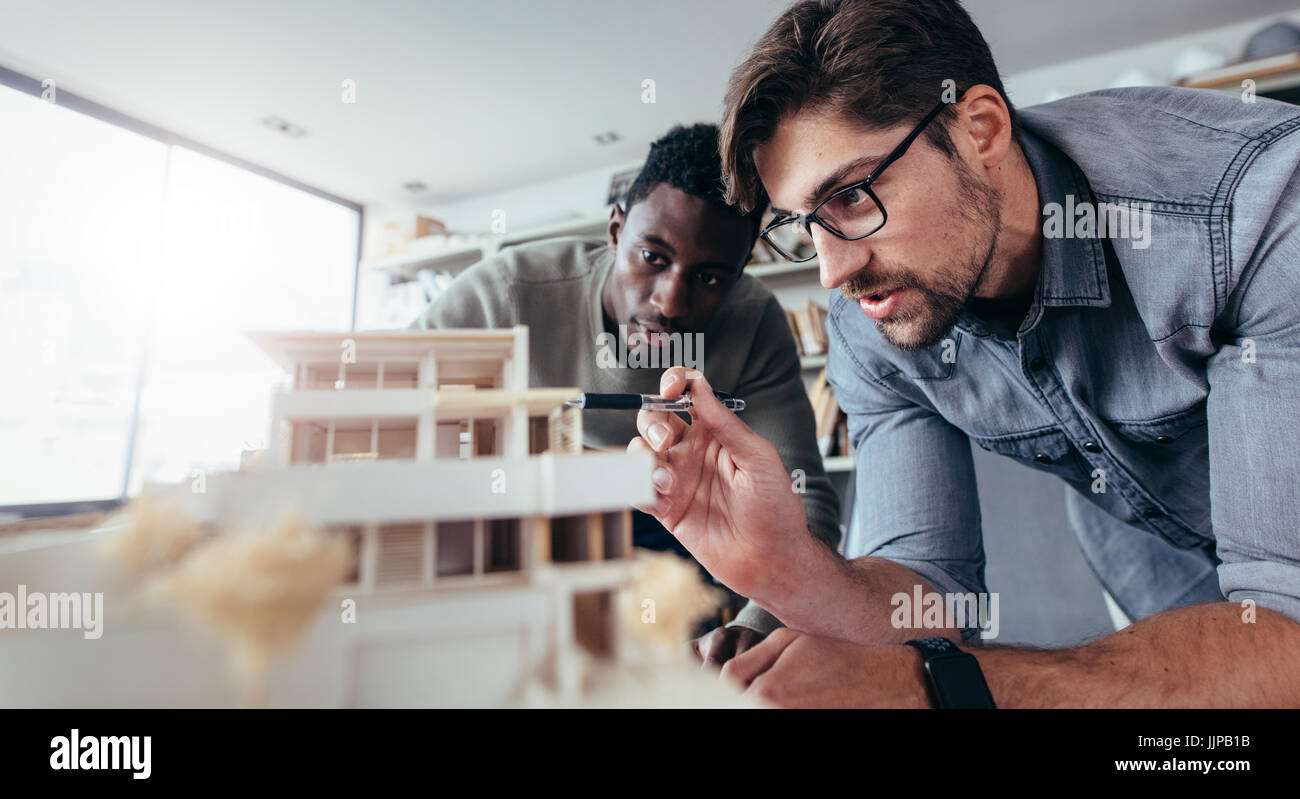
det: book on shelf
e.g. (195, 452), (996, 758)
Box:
(785, 298), (829, 357)
(808, 367), (852, 459)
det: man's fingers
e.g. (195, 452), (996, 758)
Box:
(682, 373), (767, 461)
(703, 628), (740, 668)
(658, 367), (697, 400)
(731, 627), (766, 658)
(687, 635), (704, 662)
(636, 407), (688, 452)
(626, 436), (672, 517)
(720, 629), (797, 688)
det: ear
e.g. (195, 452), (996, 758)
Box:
(607, 203), (626, 249)
(956, 84), (1012, 170)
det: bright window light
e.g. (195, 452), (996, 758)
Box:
(0, 82), (359, 506)
(0, 85), (167, 504)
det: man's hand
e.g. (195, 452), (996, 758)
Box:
(720, 628), (930, 708)
(627, 367), (825, 602)
(692, 625), (767, 668)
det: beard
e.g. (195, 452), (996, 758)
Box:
(840, 163), (1002, 351)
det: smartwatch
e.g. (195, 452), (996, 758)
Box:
(906, 637), (997, 709)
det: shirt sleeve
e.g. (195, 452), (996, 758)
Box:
(825, 298), (988, 640)
(726, 295), (843, 636)
(1207, 140), (1300, 625)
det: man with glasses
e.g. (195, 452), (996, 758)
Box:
(627, 0), (1300, 707)
(412, 123), (841, 657)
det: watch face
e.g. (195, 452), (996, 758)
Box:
(927, 656), (996, 709)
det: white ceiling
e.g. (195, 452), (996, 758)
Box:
(1, 0), (1297, 210)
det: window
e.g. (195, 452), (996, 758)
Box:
(436, 358), (502, 390)
(573, 591), (614, 656)
(128, 148), (358, 491)
(486, 518), (521, 573)
(601, 511), (627, 560)
(331, 525), (365, 584)
(290, 418), (417, 464)
(434, 418), (500, 459)
(551, 515), (591, 563)
(435, 520), (476, 577)
(0, 85), (167, 504)
(374, 523), (424, 586)
(0, 77), (360, 508)
(381, 362), (420, 389)
(528, 416), (549, 454)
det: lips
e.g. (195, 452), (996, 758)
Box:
(858, 287), (907, 320)
(631, 320), (673, 337)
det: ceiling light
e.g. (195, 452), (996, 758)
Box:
(259, 115), (307, 138)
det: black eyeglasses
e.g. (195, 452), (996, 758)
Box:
(759, 101), (950, 262)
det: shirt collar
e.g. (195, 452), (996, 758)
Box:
(1018, 127), (1112, 311)
(954, 127), (1111, 340)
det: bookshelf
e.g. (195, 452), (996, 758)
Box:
(361, 213), (609, 284)
(1178, 51), (1300, 99)
(747, 255), (853, 476)
(747, 260), (821, 280)
(360, 245), (485, 282)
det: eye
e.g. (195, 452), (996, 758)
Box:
(641, 249), (666, 266)
(841, 187), (869, 206)
(697, 272), (723, 287)
(822, 184), (877, 219)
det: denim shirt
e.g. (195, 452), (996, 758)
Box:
(826, 87), (1300, 633)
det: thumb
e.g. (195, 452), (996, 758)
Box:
(682, 373), (767, 460)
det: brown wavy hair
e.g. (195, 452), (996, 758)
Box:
(719, 0), (1017, 213)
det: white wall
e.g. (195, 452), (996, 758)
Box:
(389, 10), (1300, 236)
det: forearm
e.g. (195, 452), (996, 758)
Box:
(759, 548), (960, 645)
(971, 602), (1300, 708)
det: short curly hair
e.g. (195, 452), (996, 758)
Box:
(624, 123), (766, 245)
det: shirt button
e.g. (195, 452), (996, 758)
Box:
(1143, 508), (1165, 518)
(1030, 357), (1046, 371)
(1034, 452), (1052, 463)
(1083, 441), (1101, 453)
(1155, 435), (1173, 444)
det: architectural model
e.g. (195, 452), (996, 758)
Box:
(0, 325), (748, 707)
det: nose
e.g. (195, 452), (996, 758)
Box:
(812, 224), (867, 290)
(650, 268), (690, 320)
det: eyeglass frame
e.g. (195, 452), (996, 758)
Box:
(759, 100), (951, 262)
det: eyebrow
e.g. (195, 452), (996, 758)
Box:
(770, 154), (884, 217)
(639, 233), (676, 255)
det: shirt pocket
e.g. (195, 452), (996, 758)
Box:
(1103, 404), (1208, 448)
(1101, 404), (1211, 544)
(971, 426), (1090, 483)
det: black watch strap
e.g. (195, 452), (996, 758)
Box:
(906, 637), (996, 709)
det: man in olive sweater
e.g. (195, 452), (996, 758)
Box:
(411, 123), (840, 656)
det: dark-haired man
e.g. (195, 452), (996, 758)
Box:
(630, 0), (1300, 706)
(413, 123), (841, 650)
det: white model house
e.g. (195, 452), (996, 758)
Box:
(0, 326), (657, 707)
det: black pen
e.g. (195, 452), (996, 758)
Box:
(565, 391), (746, 412)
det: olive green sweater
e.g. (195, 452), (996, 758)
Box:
(411, 236), (841, 634)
